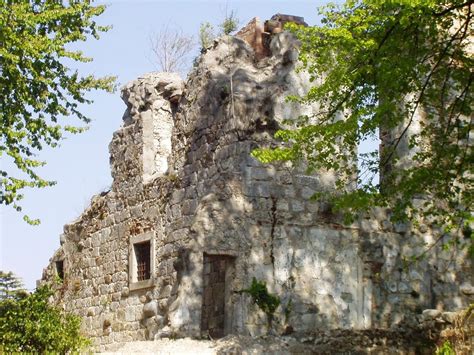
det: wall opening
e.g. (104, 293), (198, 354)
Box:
(201, 254), (235, 338)
(129, 232), (155, 291)
(135, 241), (151, 281)
(55, 260), (64, 280)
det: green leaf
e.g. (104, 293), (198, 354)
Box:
(0, 1), (117, 222)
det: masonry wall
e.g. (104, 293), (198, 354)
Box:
(41, 24), (473, 350)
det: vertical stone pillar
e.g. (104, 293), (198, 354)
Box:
(109, 72), (183, 192)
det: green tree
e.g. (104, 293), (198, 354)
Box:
(0, 284), (90, 352)
(0, 271), (28, 300)
(253, 0), (473, 245)
(0, 0), (115, 223)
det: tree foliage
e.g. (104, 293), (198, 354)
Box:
(199, 21), (215, 49)
(219, 9), (239, 35)
(0, 271), (27, 300)
(253, 1), (473, 243)
(198, 9), (239, 49)
(0, 283), (90, 353)
(0, 0), (115, 222)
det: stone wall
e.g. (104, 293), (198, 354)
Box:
(41, 17), (473, 350)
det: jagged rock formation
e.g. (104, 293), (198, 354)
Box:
(41, 16), (472, 350)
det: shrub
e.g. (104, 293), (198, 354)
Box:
(436, 340), (455, 355)
(0, 285), (90, 353)
(219, 10), (238, 35)
(241, 277), (280, 326)
(436, 303), (474, 355)
(199, 21), (215, 49)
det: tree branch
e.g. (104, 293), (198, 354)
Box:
(434, 1), (473, 17)
(381, 16), (470, 168)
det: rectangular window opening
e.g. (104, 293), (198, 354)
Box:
(134, 241), (151, 281)
(129, 232), (155, 290)
(55, 260), (64, 280)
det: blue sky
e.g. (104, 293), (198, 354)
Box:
(0, 0), (328, 290)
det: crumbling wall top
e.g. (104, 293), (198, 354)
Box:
(236, 13), (307, 60)
(269, 13), (308, 27)
(120, 72), (184, 124)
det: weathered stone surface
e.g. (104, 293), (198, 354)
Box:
(236, 17), (268, 59)
(39, 14), (472, 350)
(422, 309), (442, 321)
(143, 300), (158, 318)
(460, 283), (474, 295)
(154, 325), (173, 340)
(441, 311), (457, 324)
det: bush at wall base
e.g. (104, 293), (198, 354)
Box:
(0, 285), (90, 353)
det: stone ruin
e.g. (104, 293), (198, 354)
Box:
(41, 15), (473, 350)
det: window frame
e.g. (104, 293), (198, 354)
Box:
(129, 231), (155, 291)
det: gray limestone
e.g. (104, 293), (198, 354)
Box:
(40, 16), (472, 351)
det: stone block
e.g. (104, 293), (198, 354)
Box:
(422, 309), (441, 321)
(253, 183), (272, 198)
(155, 325), (173, 339)
(394, 222), (409, 233)
(284, 186), (296, 198)
(295, 175), (320, 189)
(130, 205), (143, 218)
(181, 199), (198, 215)
(251, 167), (275, 180)
(290, 200), (305, 212)
(460, 283), (474, 295)
(398, 282), (410, 293)
(104, 275), (112, 284)
(110, 301), (120, 311)
(301, 313), (318, 328)
(143, 300), (158, 318)
(442, 311), (457, 324)
(125, 307), (136, 322)
(159, 285), (172, 299)
(301, 186), (315, 199)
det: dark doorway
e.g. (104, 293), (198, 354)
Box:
(201, 254), (234, 338)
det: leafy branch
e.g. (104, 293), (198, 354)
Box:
(0, 1), (116, 223)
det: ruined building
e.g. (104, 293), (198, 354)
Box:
(41, 15), (472, 348)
